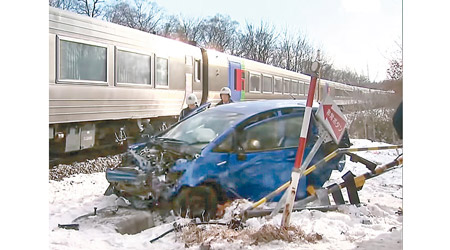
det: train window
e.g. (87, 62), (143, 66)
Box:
(194, 59), (201, 82)
(274, 77), (282, 94)
(249, 73), (261, 93)
(327, 86), (335, 96)
(291, 80), (299, 95)
(58, 38), (107, 83)
(299, 81), (306, 95)
(335, 89), (346, 97)
(263, 75), (273, 93)
(117, 49), (151, 85)
(156, 57), (169, 87)
(283, 79), (290, 95)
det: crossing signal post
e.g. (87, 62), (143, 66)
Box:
(281, 61), (321, 228)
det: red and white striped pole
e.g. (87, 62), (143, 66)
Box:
(281, 61), (320, 228)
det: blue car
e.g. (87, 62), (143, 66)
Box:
(105, 100), (349, 218)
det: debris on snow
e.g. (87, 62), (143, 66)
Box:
(49, 139), (403, 250)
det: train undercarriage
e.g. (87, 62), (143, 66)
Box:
(49, 116), (178, 166)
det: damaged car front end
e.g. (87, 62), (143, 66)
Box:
(104, 140), (196, 209)
(105, 106), (245, 211)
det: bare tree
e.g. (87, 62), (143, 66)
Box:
(272, 29), (293, 70)
(104, 0), (162, 33)
(387, 60), (402, 80)
(292, 33), (315, 73)
(75, 0), (104, 18)
(317, 52), (337, 80)
(158, 14), (178, 38)
(199, 14), (239, 53)
(170, 15), (204, 44)
(132, 0), (162, 32)
(238, 21), (276, 64)
(272, 30), (323, 76)
(103, 1), (134, 27)
(386, 40), (403, 80)
(49, 0), (77, 11)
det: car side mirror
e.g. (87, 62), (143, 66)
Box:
(237, 146), (247, 161)
(234, 129), (247, 161)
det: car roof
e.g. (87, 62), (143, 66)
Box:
(211, 99), (318, 117)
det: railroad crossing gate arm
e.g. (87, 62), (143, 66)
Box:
(242, 151), (403, 220)
(345, 152), (377, 173)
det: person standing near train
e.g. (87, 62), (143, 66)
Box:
(216, 87), (234, 106)
(179, 93), (199, 121)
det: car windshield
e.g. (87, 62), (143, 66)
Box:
(161, 109), (244, 145)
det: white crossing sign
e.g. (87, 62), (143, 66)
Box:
(316, 95), (348, 144)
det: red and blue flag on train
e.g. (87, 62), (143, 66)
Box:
(228, 61), (245, 101)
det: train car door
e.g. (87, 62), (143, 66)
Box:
(228, 61), (244, 102)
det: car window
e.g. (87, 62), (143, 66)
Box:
(282, 116), (303, 147)
(241, 115), (303, 152)
(213, 133), (233, 152)
(239, 111), (277, 129)
(161, 109), (244, 145)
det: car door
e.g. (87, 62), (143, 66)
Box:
(223, 110), (309, 201)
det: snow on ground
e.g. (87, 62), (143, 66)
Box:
(49, 139), (402, 250)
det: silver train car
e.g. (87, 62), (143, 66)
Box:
(49, 7), (390, 156)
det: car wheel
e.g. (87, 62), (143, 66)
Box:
(173, 186), (218, 221)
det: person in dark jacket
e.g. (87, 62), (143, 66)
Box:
(179, 93), (198, 121)
(216, 87), (234, 106)
(393, 101), (402, 139)
(137, 118), (155, 143)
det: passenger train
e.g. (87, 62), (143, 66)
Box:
(49, 7), (390, 158)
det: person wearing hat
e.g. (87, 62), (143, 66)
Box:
(179, 93), (199, 121)
(216, 87), (234, 106)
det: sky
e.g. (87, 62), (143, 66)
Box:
(151, 0), (402, 82)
